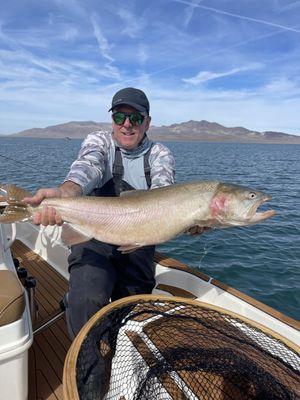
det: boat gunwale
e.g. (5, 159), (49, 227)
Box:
(154, 252), (300, 332)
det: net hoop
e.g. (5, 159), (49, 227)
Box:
(63, 294), (300, 400)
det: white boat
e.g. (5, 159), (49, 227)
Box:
(0, 202), (299, 399)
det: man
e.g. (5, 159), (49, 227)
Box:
(25, 87), (175, 338)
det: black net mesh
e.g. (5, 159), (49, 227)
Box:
(75, 297), (300, 400)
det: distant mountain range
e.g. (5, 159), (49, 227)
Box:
(8, 120), (300, 144)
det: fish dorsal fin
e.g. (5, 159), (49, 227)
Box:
(61, 223), (93, 246)
(120, 189), (147, 198)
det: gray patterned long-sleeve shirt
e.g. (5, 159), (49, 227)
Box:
(65, 131), (175, 195)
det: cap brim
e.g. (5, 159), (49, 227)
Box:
(108, 101), (148, 113)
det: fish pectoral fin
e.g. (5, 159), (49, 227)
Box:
(117, 244), (144, 253)
(61, 223), (93, 246)
(185, 225), (212, 236)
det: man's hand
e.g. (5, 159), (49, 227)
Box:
(23, 188), (63, 226)
(185, 226), (211, 236)
(22, 181), (82, 226)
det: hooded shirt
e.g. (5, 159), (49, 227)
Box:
(65, 130), (175, 195)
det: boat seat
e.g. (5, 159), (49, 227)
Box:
(0, 270), (25, 327)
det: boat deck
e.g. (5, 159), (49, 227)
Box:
(11, 240), (71, 400)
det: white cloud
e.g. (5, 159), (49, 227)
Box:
(264, 77), (299, 94)
(90, 14), (121, 80)
(182, 63), (263, 85)
(117, 8), (145, 38)
(52, 0), (88, 19)
(137, 46), (149, 65)
(278, 1), (300, 12)
(148, 84), (300, 134)
(61, 26), (78, 41)
(90, 14), (114, 64)
(1, 72), (300, 135)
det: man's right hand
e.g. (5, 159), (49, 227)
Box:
(23, 187), (63, 226)
(22, 181), (83, 226)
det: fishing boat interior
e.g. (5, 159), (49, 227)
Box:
(0, 193), (299, 400)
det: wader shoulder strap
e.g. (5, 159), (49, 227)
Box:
(112, 147), (124, 195)
(113, 147), (124, 178)
(143, 144), (153, 189)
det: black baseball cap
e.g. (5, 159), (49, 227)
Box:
(108, 87), (150, 114)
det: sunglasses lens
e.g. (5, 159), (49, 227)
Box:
(112, 112), (126, 125)
(129, 113), (144, 126)
(113, 112), (145, 126)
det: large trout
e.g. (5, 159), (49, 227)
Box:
(0, 182), (275, 252)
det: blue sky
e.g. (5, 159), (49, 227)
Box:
(1, 0), (300, 135)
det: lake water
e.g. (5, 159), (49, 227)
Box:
(0, 137), (299, 320)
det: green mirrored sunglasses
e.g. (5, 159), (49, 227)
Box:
(112, 112), (145, 126)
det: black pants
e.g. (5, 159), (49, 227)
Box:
(66, 239), (156, 339)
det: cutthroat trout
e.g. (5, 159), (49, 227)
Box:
(0, 182), (275, 252)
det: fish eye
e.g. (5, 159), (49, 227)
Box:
(248, 192), (257, 200)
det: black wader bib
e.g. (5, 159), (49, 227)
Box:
(66, 146), (156, 338)
(91, 146), (152, 197)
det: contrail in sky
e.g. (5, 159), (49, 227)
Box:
(99, 27), (290, 93)
(173, 0), (300, 34)
(94, 1), (299, 90)
(74, 1), (300, 94)
(97, 5), (300, 94)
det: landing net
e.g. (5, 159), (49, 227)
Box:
(64, 295), (300, 400)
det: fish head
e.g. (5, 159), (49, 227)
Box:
(210, 183), (275, 227)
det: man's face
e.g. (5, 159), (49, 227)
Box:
(112, 105), (151, 150)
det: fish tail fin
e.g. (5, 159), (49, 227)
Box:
(2, 184), (33, 201)
(0, 184), (33, 223)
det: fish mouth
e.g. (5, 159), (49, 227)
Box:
(248, 195), (275, 223)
